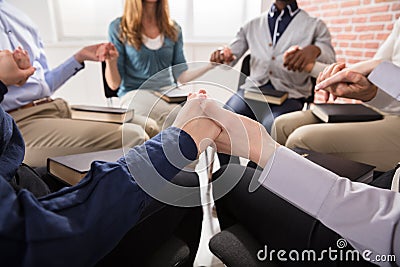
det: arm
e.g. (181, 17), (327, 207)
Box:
(0, 92), (220, 265)
(104, 43), (121, 90)
(373, 18), (400, 62)
(283, 19), (336, 75)
(177, 64), (214, 84)
(259, 146), (400, 265)
(203, 97), (399, 265)
(107, 19), (126, 90)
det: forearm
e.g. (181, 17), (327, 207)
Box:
(44, 56), (84, 92)
(259, 146), (400, 264)
(105, 60), (121, 90)
(177, 64), (214, 84)
(349, 59), (383, 76)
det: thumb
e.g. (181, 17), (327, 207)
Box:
(23, 67), (36, 77)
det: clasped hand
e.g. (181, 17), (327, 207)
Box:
(174, 90), (278, 167)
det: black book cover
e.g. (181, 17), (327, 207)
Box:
(312, 103), (383, 123)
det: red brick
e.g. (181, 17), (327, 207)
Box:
(345, 50), (363, 57)
(359, 34), (375, 40)
(340, 0), (361, 8)
(322, 10), (341, 17)
(392, 3), (400, 11)
(364, 42), (380, 49)
(370, 14), (393, 22)
(341, 10), (354, 16)
(356, 5), (389, 14)
(352, 17), (367, 23)
(364, 51), (377, 58)
(322, 3), (339, 9)
(336, 34), (358, 40)
(376, 33), (390, 40)
(351, 43), (364, 48)
(355, 25), (385, 32)
(339, 42), (350, 48)
(331, 18), (350, 24)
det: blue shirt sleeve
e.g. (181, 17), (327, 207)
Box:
(0, 120), (198, 266)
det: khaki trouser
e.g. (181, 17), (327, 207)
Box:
(272, 109), (400, 171)
(9, 98), (146, 167)
(121, 90), (181, 131)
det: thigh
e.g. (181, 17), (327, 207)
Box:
(213, 165), (375, 267)
(20, 118), (146, 167)
(286, 115), (400, 171)
(95, 171), (202, 267)
(271, 109), (319, 145)
(261, 98), (306, 133)
(122, 90), (180, 129)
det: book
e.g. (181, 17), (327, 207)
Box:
(244, 88), (288, 105)
(70, 105), (134, 123)
(47, 149), (123, 185)
(293, 147), (375, 183)
(311, 103), (383, 123)
(153, 88), (189, 103)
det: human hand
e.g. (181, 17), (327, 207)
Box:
(315, 62), (346, 102)
(173, 90), (222, 155)
(74, 43), (111, 63)
(315, 65), (378, 102)
(0, 50), (35, 86)
(283, 45), (321, 72)
(202, 98), (278, 167)
(104, 43), (119, 63)
(13, 47), (31, 70)
(210, 46), (236, 65)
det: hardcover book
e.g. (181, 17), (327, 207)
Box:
(293, 147), (375, 183)
(71, 105), (134, 123)
(244, 88), (288, 105)
(311, 103), (383, 123)
(47, 149), (123, 185)
(153, 89), (189, 103)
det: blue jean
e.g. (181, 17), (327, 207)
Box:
(219, 89), (305, 166)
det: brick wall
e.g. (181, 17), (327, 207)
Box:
(297, 0), (400, 64)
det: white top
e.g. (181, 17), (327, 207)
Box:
(258, 59), (400, 266)
(142, 34), (164, 50)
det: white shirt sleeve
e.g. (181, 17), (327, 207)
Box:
(259, 146), (400, 266)
(368, 61), (400, 101)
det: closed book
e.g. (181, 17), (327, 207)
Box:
(311, 103), (383, 123)
(47, 149), (123, 185)
(293, 147), (375, 183)
(71, 105), (134, 123)
(153, 89), (189, 103)
(244, 88), (288, 105)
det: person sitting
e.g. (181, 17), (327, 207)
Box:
(209, 0), (335, 166)
(198, 85), (399, 266)
(272, 17), (400, 172)
(0, 0), (147, 167)
(0, 52), (219, 266)
(105, 0), (215, 136)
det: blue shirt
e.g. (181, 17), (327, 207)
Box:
(268, 1), (300, 47)
(0, 88), (198, 266)
(108, 18), (188, 97)
(0, 0), (84, 111)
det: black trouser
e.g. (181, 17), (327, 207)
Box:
(95, 171), (203, 267)
(213, 165), (391, 266)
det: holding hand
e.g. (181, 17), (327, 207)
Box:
(210, 46), (236, 65)
(283, 45), (321, 72)
(0, 50), (35, 86)
(13, 47), (31, 70)
(315, 63), (378, 102)
(173, 90), (221, 155)
(74, 43), (116, 64)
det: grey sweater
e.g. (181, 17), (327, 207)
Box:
(230, 10), (336, 99)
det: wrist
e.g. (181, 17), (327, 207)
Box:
(74, 51), (85, 64)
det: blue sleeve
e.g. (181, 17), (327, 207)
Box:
(44, 56), (85, 92)
(0, 126), (198, 266)
(109, 18), (126, 82)
(171, 24), (188, 80)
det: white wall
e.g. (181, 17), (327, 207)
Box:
(8, 0), (263, 106)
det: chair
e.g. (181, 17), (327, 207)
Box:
(101, 61), (119, 107)
(237, 54), (316, 110)
(209, 224), (279, 267)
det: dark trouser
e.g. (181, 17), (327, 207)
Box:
(95, 171), (203, 267)
(219, 89), (306, 166)
(213, 165), (390, 266)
